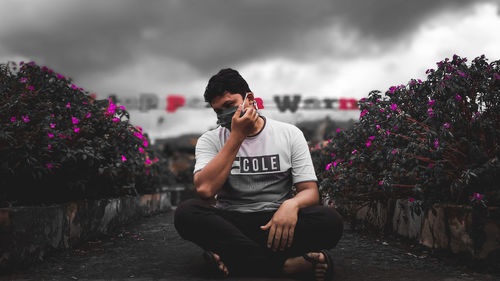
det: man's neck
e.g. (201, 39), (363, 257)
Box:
(248, 116), (265, 137)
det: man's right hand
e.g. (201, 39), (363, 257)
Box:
(230, 104), (259, 139)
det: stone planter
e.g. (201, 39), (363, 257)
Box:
(419, 204), (500, 259)
(339, 199), (500, 260)
(0, 192), (171, 271)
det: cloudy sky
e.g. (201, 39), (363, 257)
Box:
(2, 0), (500, 101)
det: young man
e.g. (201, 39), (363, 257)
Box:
(174, 68), (343, 280)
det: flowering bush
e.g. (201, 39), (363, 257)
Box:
(0, 61), (165, 206)
(313, 55), (500, 210)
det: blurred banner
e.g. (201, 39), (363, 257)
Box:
(106, 93), (360, 142)
(108, 93), (359, 113)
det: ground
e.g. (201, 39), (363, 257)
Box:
(1, 209), (499, 281)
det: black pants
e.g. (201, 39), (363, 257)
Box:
(174, 199), (344, 276)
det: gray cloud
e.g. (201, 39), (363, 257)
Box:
(1, 0), (497, 82)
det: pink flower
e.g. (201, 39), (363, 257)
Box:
(41, 66), (48, 71)
(56, 73), (65, 79)
(46, 163), (53, 169)
(86, 113), (91, 118)
(457, 70), (466, 77)
(134, 132), (144, 139)
(418, 79), (422, 83)
(443, 123), (450, 128)
(352, 149), (358, 154)
(20, 77), (27, 83)
(472, 192), (483, 201)
(121, 155), (127, 162)
(73, 127), (80, 133)
(331, 153), (335, 157)
(71, 84), (78, 90)
(145, 169), (150, 175)
(360, 109), (368, 117)
(336, 128), (342, 132)
(369, 136), (375, 140)
(326, 163), (332, 170)
(408, 197), (415, 202)
(392, 149), (397, 155)
(66, 102), (71, 108)
(494, 73), (500, 79)
(47, 132), (54, 138)
(106, 98), (117, 116)
(386, 130), (390, 135)
(386, 114), (391, 119)
(10, 116), (16, 122)
(380, 108), (385, 112)
(28, 86), (34, 91)
(428, 108), (434, 118)
(333, 162), (338, 167)
(72, 117), (79, 124)
(139, 147), (145, 154)
(379, 180), (383, 185)
(48, 144), (52, 150)
(349, 160), (353, 165)
(120, 105), (126, 110)
(428, 100), (435, 106)
(390, 104), (397, 111)
(145, 158), (152, 165)
(366, 141), (371, 147)
(455, 94), (462, 101)
(21, 115), (30, 123)
(389, 86), (397, 93)
(376, 124), (381, 129)
(51, 114), (55, 117)
(143, 140), (148, 147)
(50, 123), (56, 128)
(434, 139), (439, 149)
(112, 118), (120, 122)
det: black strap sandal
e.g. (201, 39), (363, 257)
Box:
(202, 250), (229, 278)
(302, 249), (335, 281)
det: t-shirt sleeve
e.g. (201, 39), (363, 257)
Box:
(193, 133), (219, 174)
(290, 127), (318, 184)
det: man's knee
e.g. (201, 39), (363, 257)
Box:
(300, 205), (344, 248)
(174, 199), (207, 236)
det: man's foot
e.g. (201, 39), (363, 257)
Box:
(282, 251), (331, 281)
(203, 251), (229, 277)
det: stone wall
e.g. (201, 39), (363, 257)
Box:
(0, 192), (171, 271)
(338, 199), (500, 260)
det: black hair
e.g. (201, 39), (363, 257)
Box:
(204, 68), (251, 104)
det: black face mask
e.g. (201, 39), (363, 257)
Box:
(216, 106), (244, 130)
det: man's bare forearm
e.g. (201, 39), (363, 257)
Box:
(285, 181), (320, 210)
(194, 133), (245, 198)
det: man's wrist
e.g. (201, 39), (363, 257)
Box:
(229, 130), (246, 143)
(284, 199), (300, 211)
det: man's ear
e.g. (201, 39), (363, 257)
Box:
(246, 92), (256, 104)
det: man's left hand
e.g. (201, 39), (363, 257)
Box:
(260, 199), (299, 251)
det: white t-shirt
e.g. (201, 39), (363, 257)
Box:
(194, 117), (318, 212)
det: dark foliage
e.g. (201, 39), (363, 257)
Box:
(313, 55), (500, 210)
(0, 61), (165, 206)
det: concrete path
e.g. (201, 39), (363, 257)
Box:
(1, 209), (498, 281)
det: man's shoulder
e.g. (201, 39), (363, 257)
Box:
(267, 117), (302, 134)
(198, 126), (225, 143)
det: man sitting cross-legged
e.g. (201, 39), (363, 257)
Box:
(174, 68), (343, 280)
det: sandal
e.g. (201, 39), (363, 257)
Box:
(302, 249), (335, 281)
(202, 250), (229, 278)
